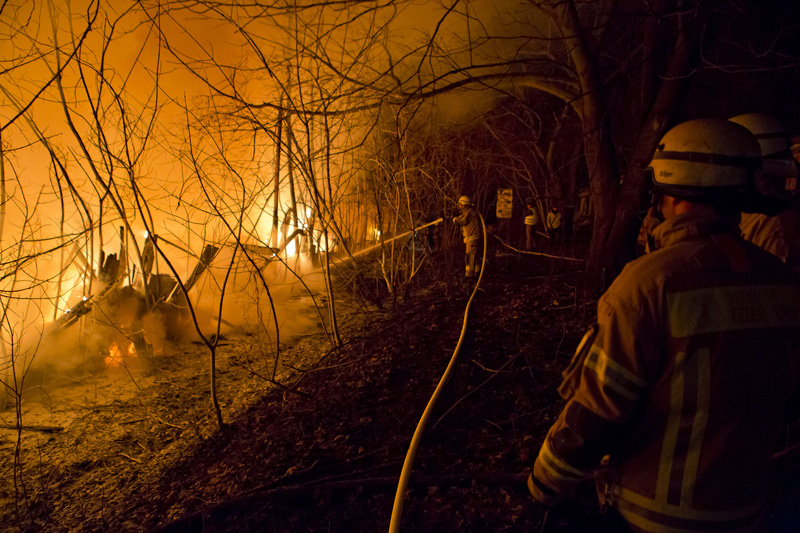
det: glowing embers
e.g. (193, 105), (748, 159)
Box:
(105, 341), (137, 368)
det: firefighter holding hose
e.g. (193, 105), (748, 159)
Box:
(528, 118), (800, 532)
(452, 195), (482, 278)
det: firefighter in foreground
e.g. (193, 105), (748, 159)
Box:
(528, 118), (800, 532)
(453, 195), (481, 278)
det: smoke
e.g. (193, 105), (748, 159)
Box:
(185, 251), (327, 341)
(0, 0), (540, 391)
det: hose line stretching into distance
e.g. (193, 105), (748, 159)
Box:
(388, 213), (488, 533)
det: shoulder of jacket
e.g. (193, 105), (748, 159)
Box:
(604, 248), (683, 304)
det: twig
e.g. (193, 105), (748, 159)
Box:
(490, 232), (585, 262)
(118, 418), (147, 425)
(156, 417), (185, 429)
(268, 378), (313, 399)
(118, 453), (142, 464)
(284, 359), (360, 374)
(554, 327), (568, 362)
(484, 418), (503, 432)
(0, 425), (63, 433)
(471, 359), (499, 373)
(225, 361), (313, 398)
(432, 350), (525, 431)
(773, 439), (800, 460)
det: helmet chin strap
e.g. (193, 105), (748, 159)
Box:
(644, 191), (664, 253)
(651, 191), (666, 223)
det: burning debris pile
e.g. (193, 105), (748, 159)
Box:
(42, 236), (215, 375)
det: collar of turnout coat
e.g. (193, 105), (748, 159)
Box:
(651, 210), (741, 250)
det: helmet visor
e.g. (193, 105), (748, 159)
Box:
(648, 165), (789, 216)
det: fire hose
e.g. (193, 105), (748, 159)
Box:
(388, 213), (487, 533)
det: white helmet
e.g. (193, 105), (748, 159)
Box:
(728, 113), (797, 182)
(728, 113), (789, 157)
(648, 118), (785, 214)
(458, 195), (473, 207)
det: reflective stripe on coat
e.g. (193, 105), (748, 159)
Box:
(531, 210), (800, 532)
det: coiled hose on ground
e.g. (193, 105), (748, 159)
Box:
(388, 214), (487, 533)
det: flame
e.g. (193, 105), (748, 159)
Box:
(284, 235), (297, 257)
(105, 341), (137, 368)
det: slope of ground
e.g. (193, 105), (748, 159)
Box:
(133, 253), (595, 533)
(2, 249), (799, 532)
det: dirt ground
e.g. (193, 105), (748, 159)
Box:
(1, 249), (799, 532)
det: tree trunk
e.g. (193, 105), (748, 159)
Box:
(603, 7), (706, 280)
(555, 1), (620, 285)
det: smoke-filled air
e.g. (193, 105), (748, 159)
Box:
(2, 0), (800, 531)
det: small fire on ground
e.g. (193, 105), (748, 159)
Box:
(105, 341), (137, 368)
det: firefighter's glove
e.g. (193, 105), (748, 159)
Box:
(528, 473), (563, 506)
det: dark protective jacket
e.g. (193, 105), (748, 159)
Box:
(530, 209), (800, 532)
(740, 201), (800, 267)
(740, 212), (787, 260)
(453, 207), (481, 243)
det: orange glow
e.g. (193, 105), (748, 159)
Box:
(283, 226), (298, 256)
(105, 341), (137, 368)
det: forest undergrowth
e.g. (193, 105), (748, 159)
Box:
(1, 249), (799, 532)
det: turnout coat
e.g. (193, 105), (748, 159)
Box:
(530, 210), (800, 532)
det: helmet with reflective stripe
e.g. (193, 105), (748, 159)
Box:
(729, 113), (797, 184)
(458, 195), (473, 207)
(649, 118), (760, 192)
(728, 113), (789, 157)
(648, 119), (787, 214)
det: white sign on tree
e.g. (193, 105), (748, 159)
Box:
(496, 188), (513, 219)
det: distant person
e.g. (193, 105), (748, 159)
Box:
(546, 207), (562, 249)
(527, 118), (800, 532)
(524, 199), (540, 251)
(573, 188), (593, 245)
(452, 195), (482, 278)
(729, 113), (800, 267)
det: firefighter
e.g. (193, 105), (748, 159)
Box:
(729, 113), (800, 267)
(527, 118), (800, 532)
(546, 206), (563, 249)
(524, 198), (540, 250)
(452, 195), (481, 278)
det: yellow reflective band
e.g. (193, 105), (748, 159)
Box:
(657, 351), (684, 502)
(595, 345), (647, 387)
(668, 285), (800, 337)
(540, 438), (588, 479)
(617, 509), (688, 533)
(616, 486), (764, 522)
(617, 505), (756, 533)
(681, 349), (711, 507)
(584, 346), (647, 401)
(617, 507), (702, 533)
